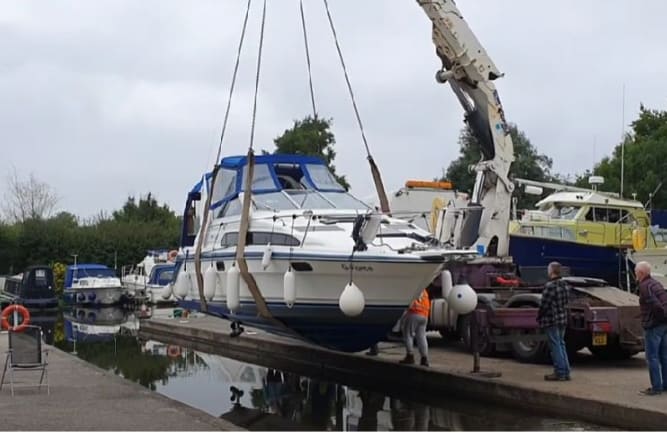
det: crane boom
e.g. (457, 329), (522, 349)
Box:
(417, 0), (515, 257)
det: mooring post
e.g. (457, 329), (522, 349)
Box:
(471, 308), (480, 373)
(469, 308), (502, 378)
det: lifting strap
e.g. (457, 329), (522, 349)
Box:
(235, 149), (277, 321)
(299, 0), (317, 118)
(234, 1), (284, 326)
(322, 0), (390, 213)
(193, 0), (252, 310)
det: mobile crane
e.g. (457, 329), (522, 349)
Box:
(417, 0), (514, 258)
(410, 0), (643, 362)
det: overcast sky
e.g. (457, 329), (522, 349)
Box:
(2, 0), (666, 219)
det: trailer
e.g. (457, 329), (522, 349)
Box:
(428, 260), (644, 363)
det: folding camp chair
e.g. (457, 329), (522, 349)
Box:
(0, 325), (49, 395)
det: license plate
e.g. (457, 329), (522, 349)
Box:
(592, 332), (607, 346)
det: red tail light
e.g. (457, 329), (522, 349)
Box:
(590, 321), (612, 333)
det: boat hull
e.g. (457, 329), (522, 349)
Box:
(509, 234), (629, 287)
(177, 254), (442, 352)
(179, 298), (407, 353)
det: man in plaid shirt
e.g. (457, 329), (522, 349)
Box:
(537, 261), (571, 381)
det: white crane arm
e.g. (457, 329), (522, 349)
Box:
(417, 0), (515, 256)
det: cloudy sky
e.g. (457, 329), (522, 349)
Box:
(2, 0), (666, 219)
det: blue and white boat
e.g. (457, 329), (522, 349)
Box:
(64, 264), (124, 305)
(122, 251), (177, 303)
(173, 154), (476, 353)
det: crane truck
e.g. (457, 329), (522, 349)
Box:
(410, 0), (643, 362)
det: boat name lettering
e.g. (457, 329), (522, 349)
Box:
(340, 264), (374, 272)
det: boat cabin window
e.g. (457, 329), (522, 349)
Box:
(220, 231), (300, 248)
(186, 206), (200, 236)
(153, 269), (174, 286)
(34, 269), (48, 288)
(274, 163), (307, 190)
(542, 204), (580, 220)
(210, 168), (237, 205)
(306, 164), (346, 191)
(5, 278), (20, 295)
(241, 164), (277, 191)
(585, 207), (629, 223)
(519, 225), (575, 241)
(219, 197), (243, 218)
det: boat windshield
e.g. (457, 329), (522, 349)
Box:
(306, 164), (346, 191)
(285, 190), (335, 209)
(75, 268), (116, 279)
(320, 192), (370, 210)
(253, 192), (298, 211)
(541, 204), (580, 220)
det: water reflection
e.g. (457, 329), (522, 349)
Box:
(47, 306), (609, 431)
(55, 306), (188, 390)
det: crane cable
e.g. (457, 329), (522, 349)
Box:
(299, 0), (318, 117)
(235, 0), (278, 322)
(322, 0), (390, 213)
(193, 0), (253, 312)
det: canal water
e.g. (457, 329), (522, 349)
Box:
(33, 306), (611, 431)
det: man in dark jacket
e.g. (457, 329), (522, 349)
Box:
(635, 261), (667, 396)
(537, 261), (571, 381)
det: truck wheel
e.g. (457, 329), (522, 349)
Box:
(510, 330), (550, 364)
(589, 345), (638, 360)
(460, 314), (494, 356)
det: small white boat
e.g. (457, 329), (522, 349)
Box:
(174, 154), (477, 352)
(64, 264), (124, 305)
(122, 250), (177, 303)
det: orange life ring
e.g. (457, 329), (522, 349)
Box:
(1, 304), (31, 332)
(167, 345), (181, 358)
(168, 250), (178, 262)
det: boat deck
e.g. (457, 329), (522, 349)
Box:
(141, 314), (666, 431)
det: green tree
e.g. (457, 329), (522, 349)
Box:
(575, 105), (667, 207)
(112, 193), (176, 225)
(443, 124), (554, 209)
(3, 192), (180, 275)
(271, 115), (350, 190)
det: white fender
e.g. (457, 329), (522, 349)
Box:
(441, 270), (453, 299)
(447, 283), (477, 315)
(214, 264), (226, 301)
(338, 282), (365, 317)
(203, 265), (217, 301)
(160, 282), (173, 300)
(226, 263), (240, 312)
(262, 243), (273, 270)
(173, 269), (191, 299)
(283, 267), (296, 308)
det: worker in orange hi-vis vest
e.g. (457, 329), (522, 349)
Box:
(400, 288), (431, 367)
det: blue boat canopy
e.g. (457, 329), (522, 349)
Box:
(64, 264), (117, 288)
(180, 153), (369, 247)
